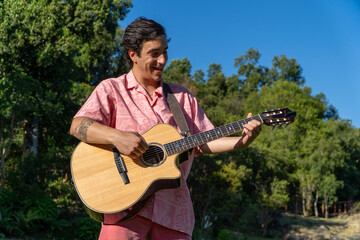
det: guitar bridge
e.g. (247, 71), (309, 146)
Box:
(113, 148), (130, 185)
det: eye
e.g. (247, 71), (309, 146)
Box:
(151, 51), (167, 58)
(151, 52), (161, 58)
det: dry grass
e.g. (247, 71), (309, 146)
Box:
(279, 212), (360, 240)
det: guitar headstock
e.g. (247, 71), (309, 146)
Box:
(260, 108), (296, 129)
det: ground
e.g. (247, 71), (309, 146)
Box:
(279, 212), (360, 240)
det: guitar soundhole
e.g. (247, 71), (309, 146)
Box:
(140, 144), (165, 167)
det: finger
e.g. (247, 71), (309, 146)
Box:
(138, 146), (147, 154)
(242, 126), (253, 138)
(134, 148), (144, 156)
(248, 120), (262, 133)
(249, 122), (261, 135)
(130, 152), (140, 160)
(136, 143), (148, 155)
(244, 122), (261, 137)
(139, 136), (149, 149)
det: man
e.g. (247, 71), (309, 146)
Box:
(70, 17), (262, 240)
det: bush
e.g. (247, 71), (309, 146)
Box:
(72, 216), (101, 240)
(0, 186), (72, 238)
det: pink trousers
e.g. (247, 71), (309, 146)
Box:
(98, 215), (191, 240)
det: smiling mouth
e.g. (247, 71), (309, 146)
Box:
(153, 67), (163, 73)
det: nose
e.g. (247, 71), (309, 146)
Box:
(158, 53), (167, 65)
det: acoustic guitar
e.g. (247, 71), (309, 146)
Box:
(70, 108), (296, 222)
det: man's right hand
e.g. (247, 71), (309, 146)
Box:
(70, 117), (149, 160)
(111, 131), (149, 160)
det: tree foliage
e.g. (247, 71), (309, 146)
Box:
(0, 0), (131, 238)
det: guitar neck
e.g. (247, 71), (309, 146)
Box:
(164, 115), (263, 155)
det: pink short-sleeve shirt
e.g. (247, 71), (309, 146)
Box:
(74, 70), (214, 236)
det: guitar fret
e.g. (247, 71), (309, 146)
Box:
(218, 126), (224, 137)
(165, 144), (171, 155)
(210, 129), (218, 139)
(220, 125), (228, 136)
(236, 121), (243, 130)
(170, 143), (174, 153)
(174, 141), (180, 151)
(184, 137), (191, 149)
(205, 131), (213, 141)
(181, 139), (187, 150)
(190, 136), (196, 146)
(187, 136), (194, 147)
(213, 129), (219, 138)
(225, 124), (235, 134)
(197, 132), (208, 145)
(164, 144), (171, 155)
(232, 122), (241, 132)
(201, 132), (210, 142)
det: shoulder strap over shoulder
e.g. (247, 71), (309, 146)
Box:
(162, 83), (191, 137)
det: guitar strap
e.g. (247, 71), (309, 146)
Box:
(163, 83), (192, 164)
(163, 83), (191, 137)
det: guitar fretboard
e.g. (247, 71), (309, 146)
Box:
(164, 115), (263, 155)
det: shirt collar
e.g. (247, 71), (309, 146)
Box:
(125, 70), (164, 98)
(125, 70), (137, 90)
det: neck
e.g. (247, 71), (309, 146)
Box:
(132, 68), (161, 98)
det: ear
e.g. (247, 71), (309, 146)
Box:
(129, 49), (138, 64)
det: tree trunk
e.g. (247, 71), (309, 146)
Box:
(295, 193), (299, 215)
(23, 115), (39, 156)
(324, 194), (329, 219)
(0, 112), (16, 222)
(199, 186), (216, 236)
(314, 188), (319, 217)
(301, 187), (307, 216)
(304, 181), (313, 217)
(0, 147), (5, 192)
(0, 112), (15, 191)
(32, 115), (39, 156)
(305, 190), (313, 216)
(261, 209), (271, 237)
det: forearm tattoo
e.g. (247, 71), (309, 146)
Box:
(76, 118), (95, 142)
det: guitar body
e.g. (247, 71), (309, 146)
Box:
(71, 123), (183, 221)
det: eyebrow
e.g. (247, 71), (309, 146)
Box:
(147, 46), (168, 54)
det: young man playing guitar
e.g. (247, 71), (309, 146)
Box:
(70, 17), (262, 240)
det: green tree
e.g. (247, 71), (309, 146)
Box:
(243, 75), (331, 217)
(259, 178), (289, 236)
(163, 58), (192, 84)
(0, 0), (131, 237)
(234, 48), (269, 97)
(319, 174), (343, 218)
(269, 55), (305, 85)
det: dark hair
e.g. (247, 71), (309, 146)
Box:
(122, 17), (169, 67)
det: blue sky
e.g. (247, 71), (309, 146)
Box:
(121, 0), (360, 128)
